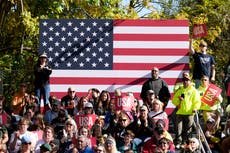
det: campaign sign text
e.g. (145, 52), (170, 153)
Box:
(75, 114), (97, 129)
(193, 24), (207, 38)
(201, 84), (222, 106)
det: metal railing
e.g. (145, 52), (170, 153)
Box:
(194, 112), (212, 153)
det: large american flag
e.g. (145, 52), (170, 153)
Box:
(39, 19), (190, 114)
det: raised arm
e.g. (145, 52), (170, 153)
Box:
(189, 39), (195, 55)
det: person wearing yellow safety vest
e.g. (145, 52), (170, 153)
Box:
(197, 75), (223, 131)
(172, 75), (201, 149)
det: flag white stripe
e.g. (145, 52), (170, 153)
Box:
(114, 41), (189, 48)
(51, 70), (186, 78)
(114, 56), (189, 63)
(114, 27), (189, 34)
(50, 84), (174, 93)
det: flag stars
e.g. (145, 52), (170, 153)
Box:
(105, 52), (110, 57)
(80, 42), (84, 47)
(67, 52), (71, 57)
(98, 47), (103, 52)
(105, 22), (110, 26)
(43, 21), (48, 26)
(73, 47), (78, 52)
(73, 37), (78, 41)
(80, 52), (84, 57)
(98, 27), (103, 31)
(92, 42), (97, 47)
(54, 52), (59, 57)
(48, 57), (53, 62)
(54, 62), (59, 67)
(61, 57), (65, 61)
(98, 57), (103, 62)
(92, 52), (97, 57)
(73, 57), (78, 62)
(42, 32), (47, 36)
(80, 21), (85, 26)
(61, 26), (66, 31)
(49, 27), (54, 31)
(92, 63), (97, 67)
(74, 27), (79, 31)
(79, 62), (84, 67)
(61, 47), (66, 52)
(48, 37), (53, 41)
(67, 22), (72, 26)
(92, 22), (97, 26)
(105, 42), (110, 47)
(86, 27), (91, 31)
(86, 37), (91, 42)
(67, 32), (72, 36)
(67, 42), (72, 47)
(55, 42), (60, 46)
(67, 62), (72, 67)
(99, 37), (103, 42)
(55, 21), (60, 26)
(86, 57), (91, 62)
(92, 32), (97, 37)
(55, 32), (60, 36)
(105, 32), (110, 37)
(42, 42), (47, 46)
(80, 32), (85, 37)
(48, 47), (53, 52)
(86, 47), (91, 52)
(61, 37), (66, 41)
(104, 63), (109, 67)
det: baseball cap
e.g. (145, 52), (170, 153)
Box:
(84, 102), (93, 108)
(21, 135), (32, 144)
(147, 90), (155, 95)
(40, 143), (52, 151)
(139, 105), (148, 111)
(39, 53), (48, 58)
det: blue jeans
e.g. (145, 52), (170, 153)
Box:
(195, 79), (201, 89)
(35, 84), (50, 105)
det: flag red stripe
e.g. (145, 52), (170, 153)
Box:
(114, 20), (189, 26)
(50, 77), (182, 85)
(113, 63), (189, 70)
(114, 34), (189, 41)
(113, 48), (189, 56)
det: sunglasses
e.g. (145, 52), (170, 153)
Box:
(119, 119), (127, 122)
(69, 91), (75, 93)
(190, 141), (195, 143)
(202, 79), (208, 81)
(199, 44), (207, 47)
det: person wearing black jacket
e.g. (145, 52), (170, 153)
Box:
(34, 53), (52, 109)
(140, 67), (170, 110)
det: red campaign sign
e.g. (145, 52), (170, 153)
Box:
(114, 95), (134, 112)
(193, 24), (207, 38)
(75, 114), (97, 129)
(201, 84), (222, 106)
(0, 114), (7, 124)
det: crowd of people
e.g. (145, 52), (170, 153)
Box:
(0, 41), (230, 153)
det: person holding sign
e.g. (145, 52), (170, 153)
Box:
(172, 75), (201, 149)
(198, 75), (223, 130)
(190, 40), (216, 88)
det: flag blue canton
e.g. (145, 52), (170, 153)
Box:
(39, 19), (113, 70)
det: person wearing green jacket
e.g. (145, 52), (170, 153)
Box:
(172, 75), (201, 149)
(198, 75), (223, 131)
